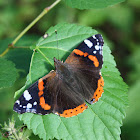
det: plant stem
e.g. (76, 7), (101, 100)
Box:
(0, 0), (61, 57)
(11, 9), (47, 46)
(12, 0), (61, 46)
(11, 129), (20, 140)
(0, 48), (9, 57)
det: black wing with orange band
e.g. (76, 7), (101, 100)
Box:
(13, 72), (55, 115)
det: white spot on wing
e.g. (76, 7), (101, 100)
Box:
(92, 35), (96, 39)
(84, 39), (93, 48)
(95, 45), (100, 50)
(99, 50), (103, 55)
(23, 90), (32, 101)
(16, 100), (20, 105)
(93, 51), (96, 54)
(27, 103), (32, 109)
(97, 42), (99, 45)
(33, 102), (37, 106)
(31, 109), (36, 113)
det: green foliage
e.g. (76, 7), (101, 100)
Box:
(0, 39), (12, 55)
(122, 80), (140, 140)
(127, 0), (140, 8)
(107, 5), (134, 32)
(0, 58), (17, 88)
(0, 36), (40, 138)
(64, 0), (125, 9)
(78, 5), (133, 31)
(4, 36), (39, 76)
(1, 117), (32, 140)
(121, 45), (140, 140)
(127, 47), (140, 83)
(78, 9), (107, 26)
(0, 132), (7, 140)
(16, 23), (128, 140)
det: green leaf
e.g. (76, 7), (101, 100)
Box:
(16, 23), (128, 140)
(0, 58), (17, 88)
(0, 38), (12, 54)
(3, 35), (39, 76)
(64, 0), (125, 10)
(0, 132), (7, 140)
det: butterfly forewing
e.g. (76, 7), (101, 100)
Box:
(65, 34), (104, 103)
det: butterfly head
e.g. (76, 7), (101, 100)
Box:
(54, 57), (64, 71)
(54, 57), (71, 79)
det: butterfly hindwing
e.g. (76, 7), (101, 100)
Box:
(50, 71), (88, 117)
(13, 72), (55, 115)
(14, 70), (87, 117)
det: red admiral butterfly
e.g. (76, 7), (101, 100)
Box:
(13, 34), (104, 118)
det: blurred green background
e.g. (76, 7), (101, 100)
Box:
(0, 0), (140, 139)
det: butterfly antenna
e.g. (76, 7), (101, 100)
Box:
(55, 30), (59, 60)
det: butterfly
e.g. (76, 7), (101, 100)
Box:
(13, 34), (104, 118)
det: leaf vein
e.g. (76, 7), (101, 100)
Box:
(88, 106), (116, 140)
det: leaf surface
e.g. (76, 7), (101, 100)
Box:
(0, 58), (17, 88)
(64, 0), (125, 9)
(3, 35), (39, 75)
(17, 23), (128, 140)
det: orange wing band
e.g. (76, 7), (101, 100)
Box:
(38, 78), (51, 110)
(73, 49), (85, 56)
(73, 49), (99, 67)
(92, 76), (104, 103)
(40, 97), (51, 110)
(59, 103), (88, 118)
(88, 55), (99, 67)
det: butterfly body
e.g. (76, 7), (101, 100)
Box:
(13, 34), (104, 117)
(54, 57), (73, 82)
